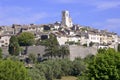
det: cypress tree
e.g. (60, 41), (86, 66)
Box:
(8, 35), (20, 56)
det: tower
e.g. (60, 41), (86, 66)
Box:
(61, 10), (73, 28)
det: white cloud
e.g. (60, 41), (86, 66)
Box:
(51, 0), (120, 10)
(0, 13), (48, 25)
(92, 18), (120, 34)
(107, 18), (120, 24)
(0, 6), (48, 25)
(0, 6), (31, 19)
(95, 1), (120, 10)
(105, 18), (120, 30)
(51, 0), (77, 4)
(49, 0), (87, 4)
(0, 16), (43, 25)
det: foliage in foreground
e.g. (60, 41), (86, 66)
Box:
(79, 48), (120, 80)
(12, 48), (120, 80)
(0, 48), (2, 59)
(28, 59), (86, 80)
(0, 59), (30, 80)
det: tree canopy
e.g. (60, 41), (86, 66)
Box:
(18, 32), (35, 46)
(29, 59), (86, 80)
(0, 59), (30, 80)
(43, 34), (70, 59)
(87, 48), (120, 80)
(8, 35), (20, 56)
(117, 44), (120, 52)
(0, 48), (2, 59)
(43, 34), (59, 58)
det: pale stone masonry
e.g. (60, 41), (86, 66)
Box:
(61, 10), (73, 28)
(69, 45), (97, 60)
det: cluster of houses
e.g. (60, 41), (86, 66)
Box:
(0, 10), (119, 50)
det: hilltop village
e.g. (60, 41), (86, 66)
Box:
(0, 11), (120, 60)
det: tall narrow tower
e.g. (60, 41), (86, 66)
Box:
(61, 10), (73, 28)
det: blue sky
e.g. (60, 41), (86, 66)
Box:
(0, 0), (120, 34)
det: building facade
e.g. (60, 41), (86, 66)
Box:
(0, 35), (11, 47)
(61, 10), (73, 28)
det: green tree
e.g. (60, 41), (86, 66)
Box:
(28, 53), (36, 63)
(28, 67), (46, 80)
(30, 59), (88, 80)
(58, 46), (70, 59)
(35, 39), (49, 46)
(0, 48), (2, 59)
(84, 54), (94, 64)
(60, 59), (73, 76)
(44, 34), (59, 58)
(8, 36), (20, 56)
(117, 44), (120, 52)
(35, 62), (53, 80)
(71, 58), (86, 76)
(45, 46), (58, 58)
(0, 59), (30, 80)
(87, 48), (120, 80)
(89, 41), (94, 47)
(18, 32), (35, 46)
(43, 60), (62, 79)
(44, 37), (70, 59)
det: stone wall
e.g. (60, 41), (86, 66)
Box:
(2, 45), (98, 61)
(22, 45), (45, 57)
(69, 45), (97, 60)
(1, 45), (45, 57)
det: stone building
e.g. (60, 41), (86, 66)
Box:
(0, 34), (12, 47)
(61, 10), (73, 28)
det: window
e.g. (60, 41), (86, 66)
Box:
(5, 43), (8, 45)
(1, 41), (4, 43)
